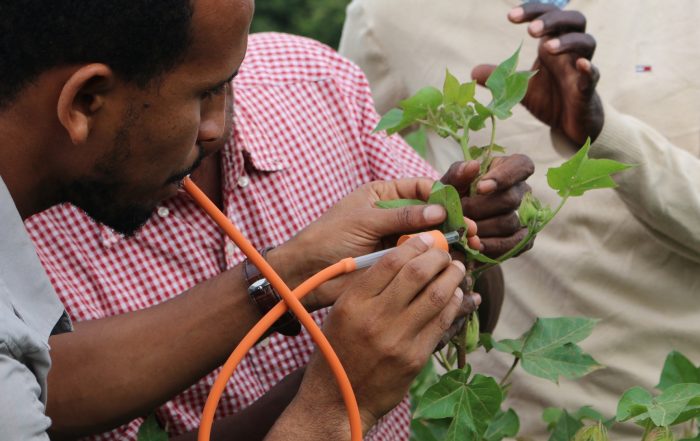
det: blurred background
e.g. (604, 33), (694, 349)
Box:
(251, 0), (350, 48)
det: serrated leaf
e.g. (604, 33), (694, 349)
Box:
(443, 70), (461, 105)
(375, 108), (405, 133)
(518, 317), (602, 383)
(375, 199), (426, 209)
(415, 367), (503, 439)
(428, 181), (466, 235)
(656, 351), (700, 391)
(548, 411), (584, 441)
(484, 408), (520, 441)
(137, 414), (168, 441)
(616, 387), (654, 423)
(403, 126), (428, 158)
(469, 146), (487, 160)
(546, 139), (634, 197)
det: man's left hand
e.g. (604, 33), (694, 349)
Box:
(441, 154), (535, 257)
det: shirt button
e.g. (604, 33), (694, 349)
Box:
(157, 206), (170, 218)
(237, 175), (250, 188)
(225, 242), (236, 257)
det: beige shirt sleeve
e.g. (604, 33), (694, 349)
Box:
(338, 0), (409, 115)
(591, 101), (700, 263)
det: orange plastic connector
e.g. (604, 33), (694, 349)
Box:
(397, 230), (449, 251)
(182, 177), (363, 441)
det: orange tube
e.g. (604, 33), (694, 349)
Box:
(182, 177), (362, 441)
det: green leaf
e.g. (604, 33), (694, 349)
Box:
(546, 139), (635, 198)
(484, 408), (520, 441)
(428, 182), (466, 235)
(411, 359), (441, 407)
(401, 86), (443, 114)
(656, 351), (700, 391)
(518, 317), (602, 383)
(469, 101), (492, 131)
(573, 406), (613, 428)
(457, 81), (477, 106)
(410, 418), (451, 441)
(548, 411), (584, 441)
(375, 108), (404, 133)
(137, 414), (168, 441)
(616, 386), (654, 423)
(486, 46), (521, 100)
(491, 337), (525, 356)
(443, 70), (461, 105)
(490, 70), (537, 119)
(647, 384), (700, 426)
(375, 199), (426, 209)
(403, 126), (428, 158)
(543, 407), (565, 431)
(480, 333), (495, 352)
(415, 367), (503, 439)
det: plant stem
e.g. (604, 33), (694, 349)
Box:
(500, 357), (520, 387)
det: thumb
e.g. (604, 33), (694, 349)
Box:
(370, 204), (446, 237)
(471, 64), (497, 86)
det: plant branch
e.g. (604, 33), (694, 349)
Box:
(500, 357), (520, 387)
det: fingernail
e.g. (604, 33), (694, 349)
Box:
(454, 288), (464, 302)
(458, 161), (469, 175)
(472, 293), (482, 306)
(418, 232), (435, 247)
(452, 260), (466, 274)
(508, 7), (524, 20)
(479, 243), (485, 251)
(546, 38), (560, 50)
(529, 20), (544, 35)
(477, 179), (497, 194)
(423, 205), (445, 223)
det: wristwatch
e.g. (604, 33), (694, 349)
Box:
(244, 248), (302, 337)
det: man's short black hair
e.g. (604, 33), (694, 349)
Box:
(0, 0), (194, 108)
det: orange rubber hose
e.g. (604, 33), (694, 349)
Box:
(182, 177), (362, 441)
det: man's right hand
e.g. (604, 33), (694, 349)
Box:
(285, 233), (473, 435)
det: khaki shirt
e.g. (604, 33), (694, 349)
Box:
(0, 176), (71, 440)
(340, 1), (700, 439)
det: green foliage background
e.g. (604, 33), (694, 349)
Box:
(251, 0), (351, 48)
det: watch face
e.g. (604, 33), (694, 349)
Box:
(247, 277), (270, 295)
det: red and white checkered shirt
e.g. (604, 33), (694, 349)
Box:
(26, 33), (438, 441)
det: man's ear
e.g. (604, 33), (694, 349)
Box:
(56, 64), (115, 145)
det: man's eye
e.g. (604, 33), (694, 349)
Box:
(202, 84), (227, 100)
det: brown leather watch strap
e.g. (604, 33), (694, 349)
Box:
(244, 247), (301, 337)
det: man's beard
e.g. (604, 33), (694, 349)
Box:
(63, 108), (155, 237)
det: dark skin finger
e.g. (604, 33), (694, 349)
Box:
(518, 9), (587, 37)
(462, 182), (531, 220)
(480, 227), (530, 258)
(476, 154), (535, 195)
(472, 212), (521, 238)
(440, 160), (481, 195)
(544, 32), (596, 60)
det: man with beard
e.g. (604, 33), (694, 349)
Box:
(1, 0), (534, 440)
